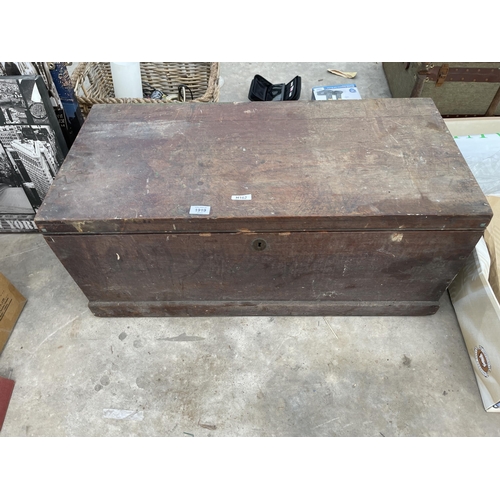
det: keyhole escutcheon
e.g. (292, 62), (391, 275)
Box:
(252, 238), (267, 251)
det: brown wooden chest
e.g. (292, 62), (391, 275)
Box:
(34, 99), (492, 317)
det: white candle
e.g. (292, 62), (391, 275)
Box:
(110, 62), (143, 98)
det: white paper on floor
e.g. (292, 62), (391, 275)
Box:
(102, 409), (144, 421)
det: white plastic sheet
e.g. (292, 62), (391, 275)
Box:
(454, 133), (500, 196)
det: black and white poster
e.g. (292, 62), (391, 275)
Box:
(0, 75), (67, 232)
(0, 61), (83, 149)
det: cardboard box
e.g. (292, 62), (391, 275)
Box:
(311, 83), (361, 100)
(0, 273), (26, 354)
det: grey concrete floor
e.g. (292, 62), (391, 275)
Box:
(0, 62), (498, 437)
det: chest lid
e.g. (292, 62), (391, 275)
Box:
(35, 99), (491, 234)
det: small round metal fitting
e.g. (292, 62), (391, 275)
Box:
(252, 239), (267, 251)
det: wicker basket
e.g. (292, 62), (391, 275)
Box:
(71, 62), (220, 118)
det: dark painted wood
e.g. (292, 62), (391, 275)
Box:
(44, 229), (480, 315)
(36, 99), (491, 234)
(89, 300), (439, 317)
(36, 99), (492, 316)
(35, 213), (490, 235)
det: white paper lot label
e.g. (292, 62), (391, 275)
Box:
(189, 206), (211, 215)
(231, 194), (252, 200)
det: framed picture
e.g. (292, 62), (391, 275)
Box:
(1, 62), (85, 150)
(0, 75), (67, 232)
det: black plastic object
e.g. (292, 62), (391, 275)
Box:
(248, 74), (301, 101)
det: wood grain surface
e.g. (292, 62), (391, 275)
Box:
(89, 300), (440, 317)
(36, 98), (491, 316)
(45, 229), (480, 312)
(35, 99), (491, 234)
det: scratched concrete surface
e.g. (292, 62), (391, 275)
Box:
(1, 63), (499, 437)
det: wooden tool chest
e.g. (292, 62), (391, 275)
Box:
(35, 99), (492, 316)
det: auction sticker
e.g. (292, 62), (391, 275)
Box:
(231, 194), (252, 200)
(189, 206), (210, 215)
